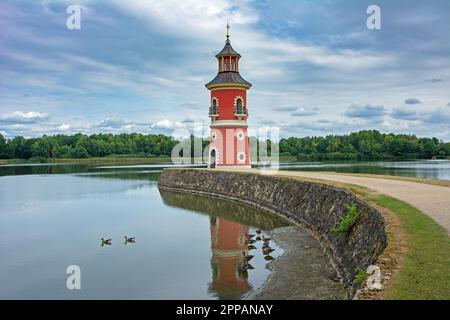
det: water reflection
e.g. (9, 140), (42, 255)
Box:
(209, 216), (250, 299)
(159, 190), (288, 299)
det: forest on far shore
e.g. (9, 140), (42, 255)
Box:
(0, 130), (449, 162)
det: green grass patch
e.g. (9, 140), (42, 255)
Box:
(375, 195), (450, 300)
(353, 268), (369, 285)
(330, 204), (360, 237)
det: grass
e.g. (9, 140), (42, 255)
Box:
(214, 168), (450, 299)
(329, 204), (361, 237)
(354, 268), (369, 285)
(375, 195), (450, 300)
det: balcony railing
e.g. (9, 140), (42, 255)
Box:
(209, 107), (219, 118)
(233, 107), (248, 118)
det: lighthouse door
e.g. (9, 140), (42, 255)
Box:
(210, 149), (216, 169)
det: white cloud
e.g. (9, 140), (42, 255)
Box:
(0, 111), (49, 123)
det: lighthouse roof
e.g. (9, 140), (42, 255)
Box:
(215, 39), (241, 58)
(205, 71), (252, 89)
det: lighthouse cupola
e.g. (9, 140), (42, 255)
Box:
(206, 23), (252, 169)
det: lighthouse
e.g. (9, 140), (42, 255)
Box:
(206, 23), (252, 169)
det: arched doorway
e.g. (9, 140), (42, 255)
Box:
(210, 149), (216, 169)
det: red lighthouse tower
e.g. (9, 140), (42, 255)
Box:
(206, 24), (252, 169)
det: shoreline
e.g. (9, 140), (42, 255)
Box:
(244, 226), (346, 300)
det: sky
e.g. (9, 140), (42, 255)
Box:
(0, 0), (449, 140)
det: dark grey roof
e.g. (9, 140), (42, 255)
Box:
(215, 38), (241, 58)
(205, 71), (252, 88)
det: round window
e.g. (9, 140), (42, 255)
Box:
(237, 152), (246, 163)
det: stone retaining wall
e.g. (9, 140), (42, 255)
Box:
(158, 169), (387, 297)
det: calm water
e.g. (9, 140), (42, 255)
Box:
(0, 164), (298, 299)
(262, 160), (450, 180)
(1, 159), (446, 299)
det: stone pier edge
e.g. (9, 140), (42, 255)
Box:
(157, 169), (388, 299)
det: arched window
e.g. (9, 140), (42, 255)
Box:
(211, 99), (218, 115)
(236, 98), (243, 114)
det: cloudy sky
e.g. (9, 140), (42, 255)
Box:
(1, 0), (449, 140)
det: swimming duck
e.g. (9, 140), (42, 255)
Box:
(262, 236), (271, 242)
(245, 233), (255, 239)
(101, 238), (112, 246)
(124, 236), (136, 243)
(247, 239), (256, 245)
(255, 236), (261, 241)
(264, 255), (275, 261)
(256, 229), (262, 234)
(247, 245), (257, 250)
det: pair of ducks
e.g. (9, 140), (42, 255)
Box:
(101, 236), (135, 246)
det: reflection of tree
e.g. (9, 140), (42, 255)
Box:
(158, 189), (288, 230)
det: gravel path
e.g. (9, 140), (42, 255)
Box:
(228, 169), (450, 233)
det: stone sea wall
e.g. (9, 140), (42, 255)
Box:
(158, 169), (387, 297)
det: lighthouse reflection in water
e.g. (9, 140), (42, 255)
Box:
(159, 190), (288, 299)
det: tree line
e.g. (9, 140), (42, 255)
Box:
(278, 130), (449, 160)
(0, 130), (449, 161)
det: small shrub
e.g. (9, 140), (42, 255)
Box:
(330, 204), (360, 237)
(353, 268), (368, 284)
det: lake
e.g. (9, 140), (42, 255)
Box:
(262, 159), (450, 180)
(1, 159), (447, 299)
(0, 164), (340, 299)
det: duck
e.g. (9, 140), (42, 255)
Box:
(245, 233), (255, 239)
(246, 239), (256, 245)
(242, 252), (254, 262)
(262, 236), (271, 242)
(101, 238), (112, 246)
(255, 236), (261, 241)
(247, 245), (257, 250)
(124, 236), (136, 243)
(239, 260), (255, 271)
(264, 255), (275, 261)
(245, 263), (255, 270)
(256, 229), (262, 234)
(263, 246), (275, 255)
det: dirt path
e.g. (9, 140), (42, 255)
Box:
(227, 169), (450, 233)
